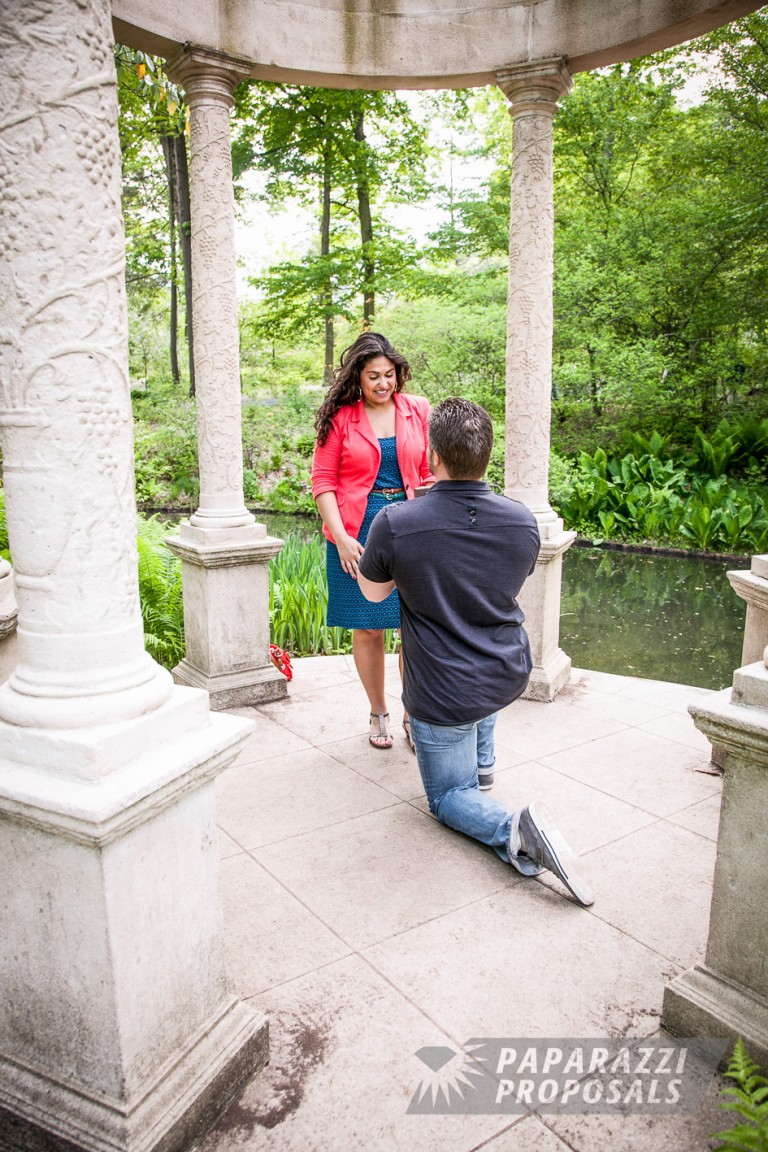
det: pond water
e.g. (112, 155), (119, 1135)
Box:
(262, 515), (747, 692)
(561, 546), (745, 691)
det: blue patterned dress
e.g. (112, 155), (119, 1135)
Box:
(326, 436), (405, 628)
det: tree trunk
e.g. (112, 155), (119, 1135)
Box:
(586, 343), (603, 416)
(172, 133), (195, 398)
(160, 135), (181, 386)
(321, 149), (334, 386)
(354, 111), (375, 327)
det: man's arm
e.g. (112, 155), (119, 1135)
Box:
(358, 571), (395, 603)
(357, 507), (396, 602)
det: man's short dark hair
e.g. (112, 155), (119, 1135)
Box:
(429, 398), (494, 479)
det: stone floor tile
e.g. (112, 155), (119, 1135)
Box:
(543, 1076), (732, 1152)
(259, 683), (378, 746)
(638, 710), (715, 753)
(363, 884), (678, 1041)
(254, 804), (521, 949)
(490, 760), (657, 854)
(286, 655), (358, 696)
(539, 728), (720, 817)
(202, 659), (730, 1152)
(197, 954), (510, 1152)
(666, 792), (723, 842)
(554, 683), (673, 728)
(230, 709), (313, 766)
(613, 677), (716, 715)
(219, 854), (350, 998)
(480, 1117), (573, 1151)
(541, 820), (717, 969)
(219, 828), (243, 859)
(493, 699), (626, 761)
(216, 747), (398, 849)
(568, 667), (630, 696)
(322, 733), (426, 800)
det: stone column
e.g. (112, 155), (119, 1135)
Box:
(0, 5), (266, 1150)
(662, 648), (768, 1069)
(495, 60), (576, 702)
(165, 46), (286, 709)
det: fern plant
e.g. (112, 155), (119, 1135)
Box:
(136, 515), (185, 669)
(711, 1037), (768, 1152)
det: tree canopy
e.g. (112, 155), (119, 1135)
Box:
(118, 10), (768, 459)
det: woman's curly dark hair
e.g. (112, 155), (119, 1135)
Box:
(315, 332), (411, 446)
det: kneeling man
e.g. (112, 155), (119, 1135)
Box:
(357, 397), (593, 906)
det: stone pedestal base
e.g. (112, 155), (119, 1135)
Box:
(172, 659), (285, 708)
(0, 999), (267, 1152)
(662, 664), (768, 1070)
(663, 966), (768, 1072)
(167, 522), (287, 709)
(0, 687), (267, 1152)
(518, 518), (576, 702)
(524, 644), (572, 703)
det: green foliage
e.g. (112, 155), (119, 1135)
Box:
(551, 442), (768, 553)
(136, 515), (185, 668)
(133, 391), (199, 507)
(551, 51), (768, 450)
(237, 82), (429, 337)
(269, 531), (399, 656)
(711, 1037), (768, 1152)
(384, 286), (507, 418)
(0, 490), (9, 562)
(548, 451), (578, 509)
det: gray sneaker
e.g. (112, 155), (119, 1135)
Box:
(477, 769), (494, 791)
(518, 802), (594, 906)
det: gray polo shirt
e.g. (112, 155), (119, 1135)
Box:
(359, 480), (540, 725)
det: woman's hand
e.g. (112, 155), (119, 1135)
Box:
(337, 534), (364, 579)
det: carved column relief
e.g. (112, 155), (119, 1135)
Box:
(496, 60), (572, 526)
(166, 48), (254, 530)
(0, 0), (170, 727)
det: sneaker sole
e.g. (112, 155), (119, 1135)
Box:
(523, 802), (594, 907)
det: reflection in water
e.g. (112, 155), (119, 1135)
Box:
(561, 547), (746, 690)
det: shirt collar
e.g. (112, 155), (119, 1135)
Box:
(430, 479), (490, 492)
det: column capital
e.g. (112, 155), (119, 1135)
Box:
(494, 58), (573, 116)
(166, 45), (252, 104)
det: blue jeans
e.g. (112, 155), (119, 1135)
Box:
(409, 713), (543, 876)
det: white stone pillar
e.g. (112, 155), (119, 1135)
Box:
(165, 46), (286, 709)
(495, 60), (576, 702)
(663, 646), (768, 1069)
(0, 5), (266, 1149)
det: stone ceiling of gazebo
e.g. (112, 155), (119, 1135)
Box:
(112, 0), (762, 87)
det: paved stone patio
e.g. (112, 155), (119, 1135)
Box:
(201, 656), (731, 1151)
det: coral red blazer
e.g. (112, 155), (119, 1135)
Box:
(311, 392), (434, 542)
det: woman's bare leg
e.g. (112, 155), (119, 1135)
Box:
(353, 629), (391, 748)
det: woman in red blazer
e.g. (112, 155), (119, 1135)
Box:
(312, 333), (434, 749)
